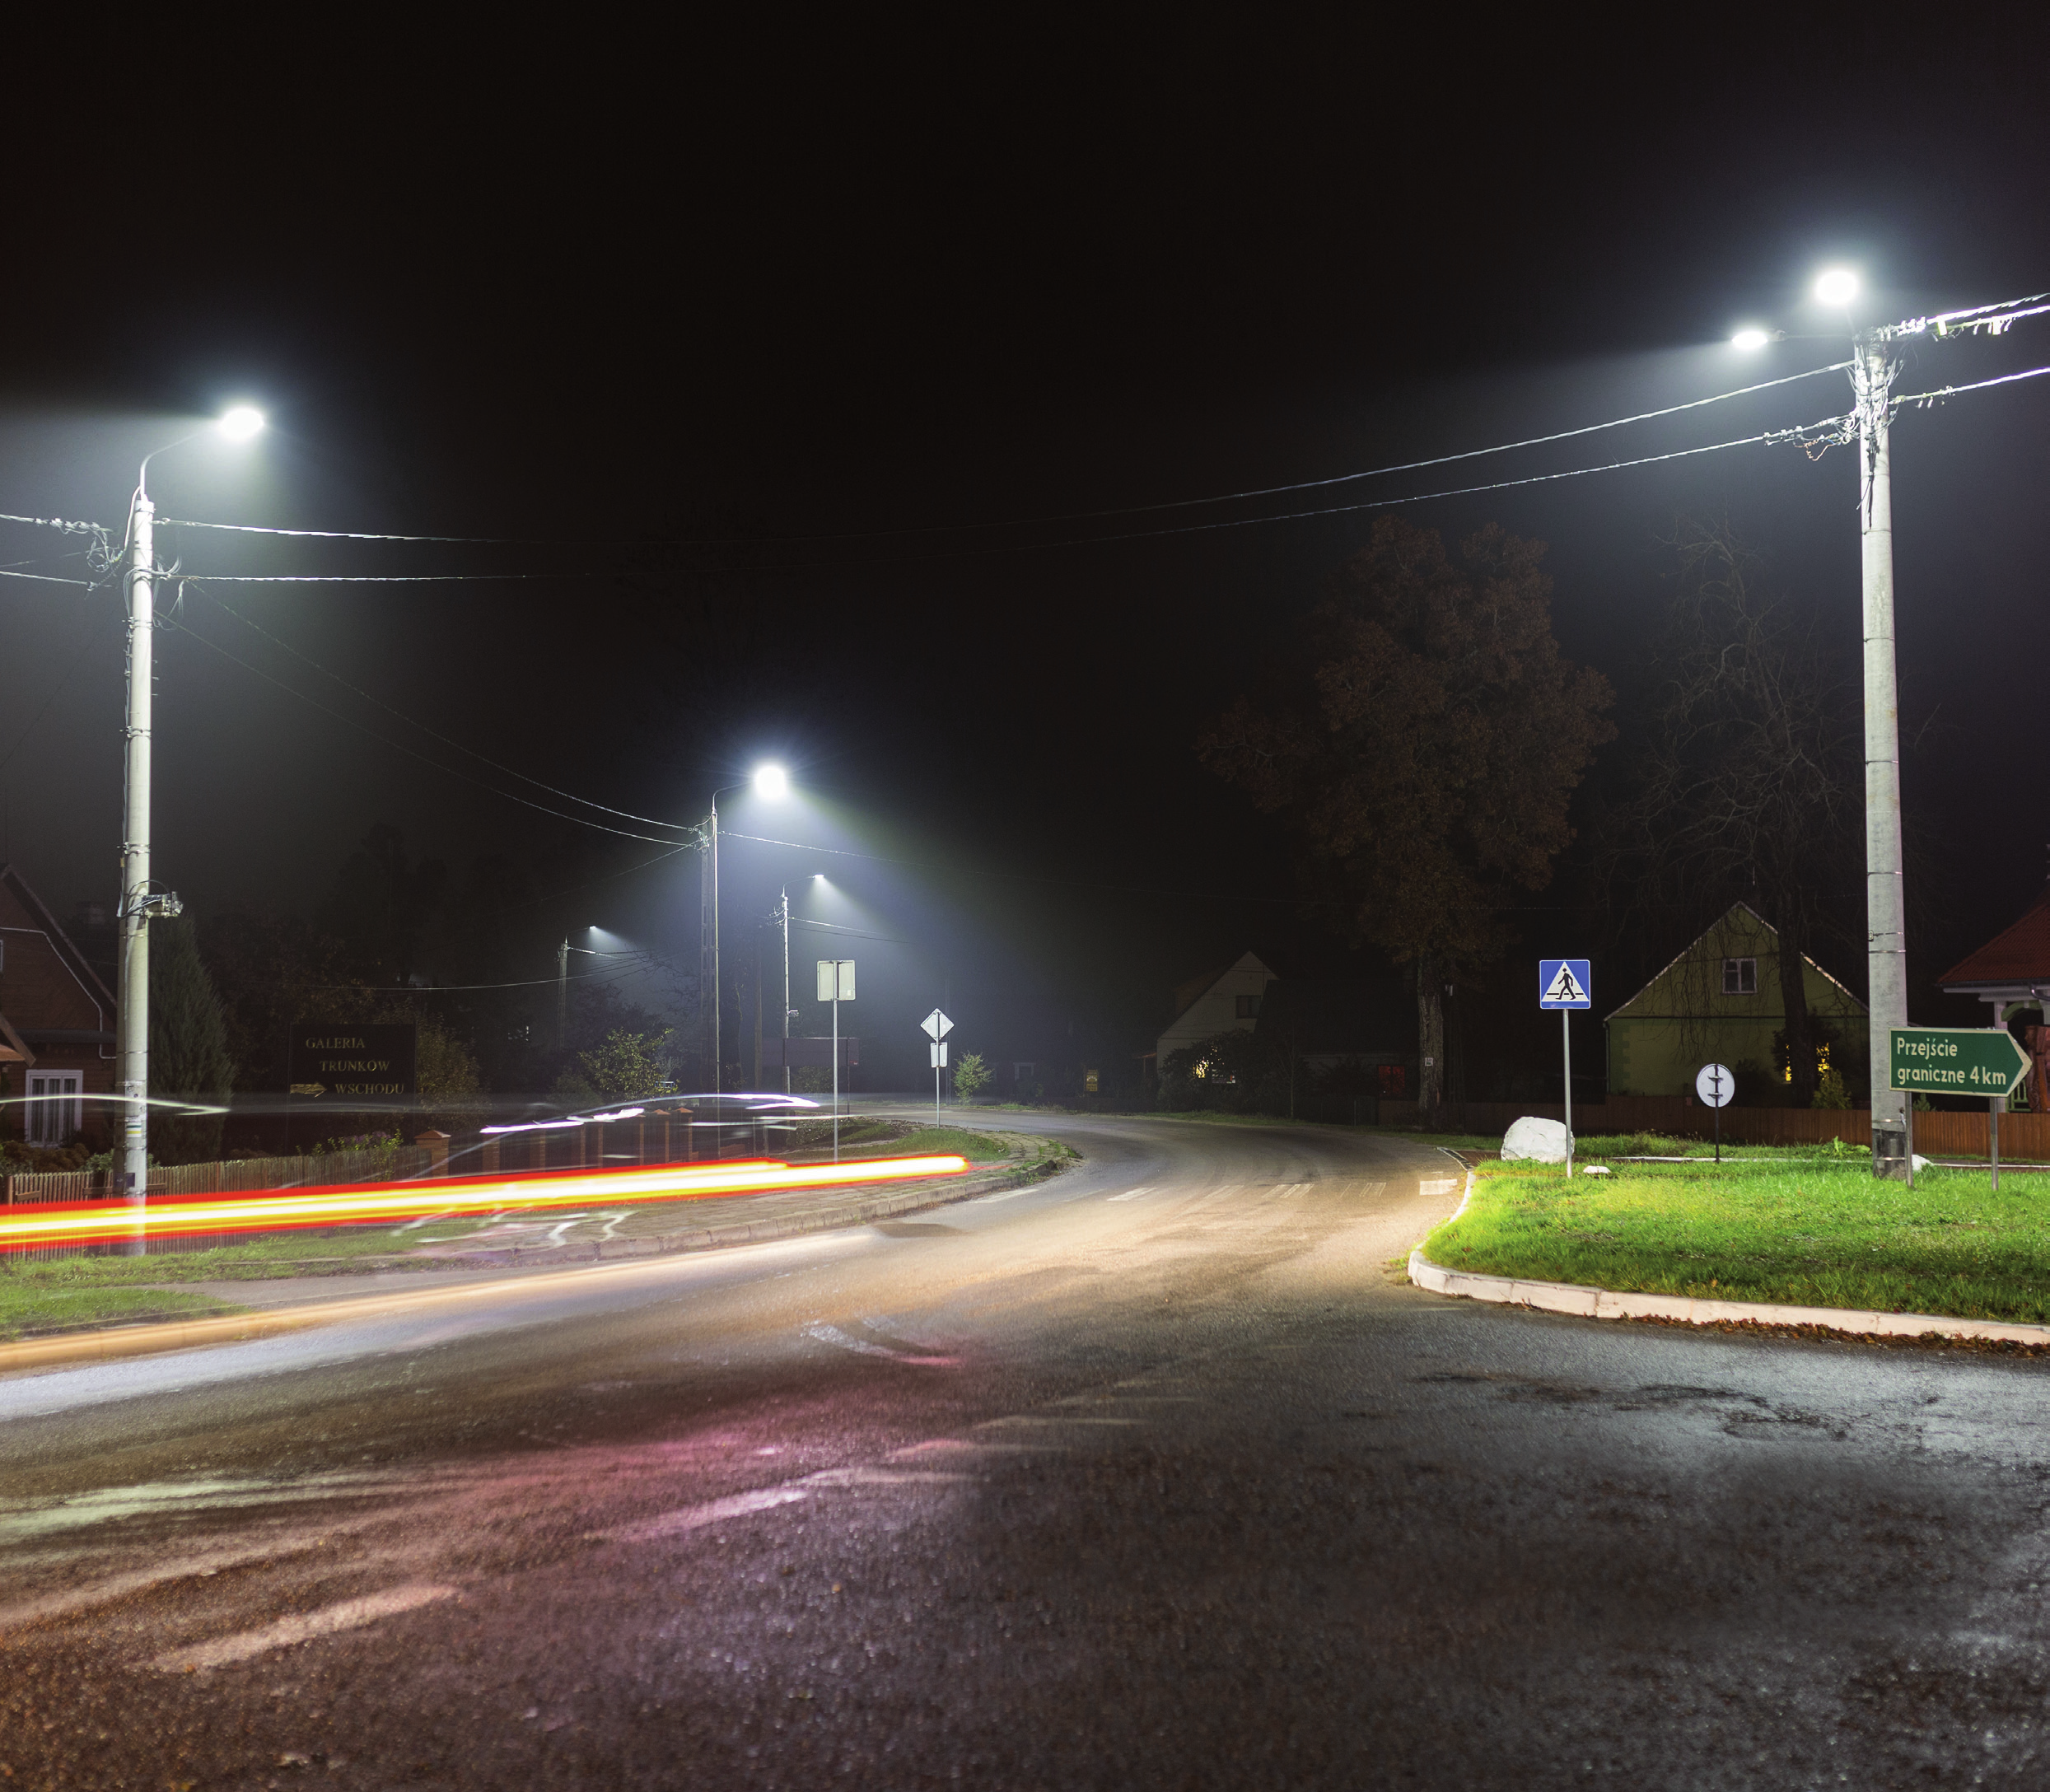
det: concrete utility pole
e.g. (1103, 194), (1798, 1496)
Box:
(708, 793), (721, 1093)
(1853, 337), (1910, 1177)
(114, 492), (156, 1220)
(110, 408), (259, 1239)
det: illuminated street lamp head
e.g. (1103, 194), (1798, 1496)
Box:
(217, 405), (265, 441)
(1730, 327), (1771, 351)
(752, 763), (790, 800)
(1813, 268), (1859, 308)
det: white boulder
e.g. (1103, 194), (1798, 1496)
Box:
(1501, 1115), (1571, 1164)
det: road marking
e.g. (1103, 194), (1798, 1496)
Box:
(802, 1468), (974, 1487)
(886, 1439), (1060, 1461)
(975, 1415), (1142, 1430)
(967, 1188), (1028, 1205)
(153, 1583), (455, 1672)
(803, 1321), (904, 1360)
(605, 1485), (813, 1544)
(1105, 1186), (1154, 1202)
(1420, 1178), (1459, 1197)
(801, 1322), (955, 1365)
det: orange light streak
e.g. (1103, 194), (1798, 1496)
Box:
(0, 1155), (970, 1253)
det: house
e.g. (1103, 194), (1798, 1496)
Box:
(1604, 903), (1867, 1099)
(0, 865), (118, 1147)
(1154, 952), (1277, 1071)
(1938, 882), (2050, 1109)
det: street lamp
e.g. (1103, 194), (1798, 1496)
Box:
(115, 407), (265, 1222)
(703, 764), (789, 1092)
(1814, 268), (1860, 308)
(1739, 265), (1910, 1174)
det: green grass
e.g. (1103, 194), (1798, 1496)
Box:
(1424, 1155), (2050, 1323)
(889, 1126), (1013, 1161)
(0, 1280), (245, 1342)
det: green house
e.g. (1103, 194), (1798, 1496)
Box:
(1604, 903), (1868, 1099)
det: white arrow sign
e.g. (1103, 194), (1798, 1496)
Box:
(922, 1008), (954, 1039)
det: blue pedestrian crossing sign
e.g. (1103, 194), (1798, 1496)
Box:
(1539, 959), (1591, 1010)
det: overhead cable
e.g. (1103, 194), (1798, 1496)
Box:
(0, 567), (92, 586)
(161, 518), (539, 544)
(1890, 362), (2050, 409)
(180, 572), (586, 583)
(149, 363), (1854, 557)
(621, 362), (1864, 548)
(188, 585), (702, 834)
(715, 420), (1840, 570)
(169, 620), (703, 847)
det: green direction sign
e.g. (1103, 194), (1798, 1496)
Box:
(1888, 1026), (2030, 1099)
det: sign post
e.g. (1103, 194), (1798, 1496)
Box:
(1695, 1062), (1734, 1163)
(817, 959), (855, 1161)
(1539, 961), (1591, 1178)
(1887, 1026), (2030, 1192)
(922, 1008), (954, 1127)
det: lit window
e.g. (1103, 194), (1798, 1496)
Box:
(1722, 958), (1757, 996)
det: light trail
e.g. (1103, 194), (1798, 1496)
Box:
(0, 1154), (970, 1253)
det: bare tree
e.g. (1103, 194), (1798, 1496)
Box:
(1599, 519), (1861, 1106)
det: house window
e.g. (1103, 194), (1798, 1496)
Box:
(26, 1070), (82, 1146)
(1235, 995), (1261, 1019)
(1722, 957), (1758, 996)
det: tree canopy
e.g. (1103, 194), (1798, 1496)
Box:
(1200, 518), (1612, 1108)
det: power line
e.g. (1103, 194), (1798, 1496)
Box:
(156, 362), (1859, 558)
(711, 419), (1839, 572)
(0, 567), (91, 586)
(186, 585), (701, 835)
(179, 572), (589, 584)
(1891, 361), (2050, 410)
(285, 959), (659, 995)
(168, 618), (700, 847)
(721, 830), (1338, 908)
(161, 517), (539, 544)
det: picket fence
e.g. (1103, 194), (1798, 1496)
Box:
(1379, 1095), (2050, 1160)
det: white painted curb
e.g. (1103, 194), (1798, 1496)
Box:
(1408, 1164), (2050, 1348)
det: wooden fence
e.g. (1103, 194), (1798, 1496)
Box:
(1378, 1095), (2050, 1159)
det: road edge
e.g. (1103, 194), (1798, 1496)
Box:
(0, 1152), (1068, 1377)
(1408, 1168), (2050, 1346)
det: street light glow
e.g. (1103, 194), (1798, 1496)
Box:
(1814, 269), (1859, 307)
(1730, 328), (1770, 351)
(217, 405), (265, 441)
(753, 763), (790, 800)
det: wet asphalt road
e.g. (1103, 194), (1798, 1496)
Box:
(3, 1113), (2050, 1790)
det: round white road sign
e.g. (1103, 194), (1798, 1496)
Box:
(1695, 1062), (1735, 1108)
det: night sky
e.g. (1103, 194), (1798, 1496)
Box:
(2, 16), (2047, 1086)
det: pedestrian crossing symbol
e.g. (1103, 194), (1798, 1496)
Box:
(1539, 959), (1591, 1010)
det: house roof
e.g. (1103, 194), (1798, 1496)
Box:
(0, 863), (116, 1018)
(1939, 885), (2050, 992)
(1604, 901), (1866, 1022)
(1165, 951), (1276, 1032)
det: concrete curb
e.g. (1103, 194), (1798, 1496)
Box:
(1407, 1167), (2050, 1346)
(0, 1154), (1066, 1378)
